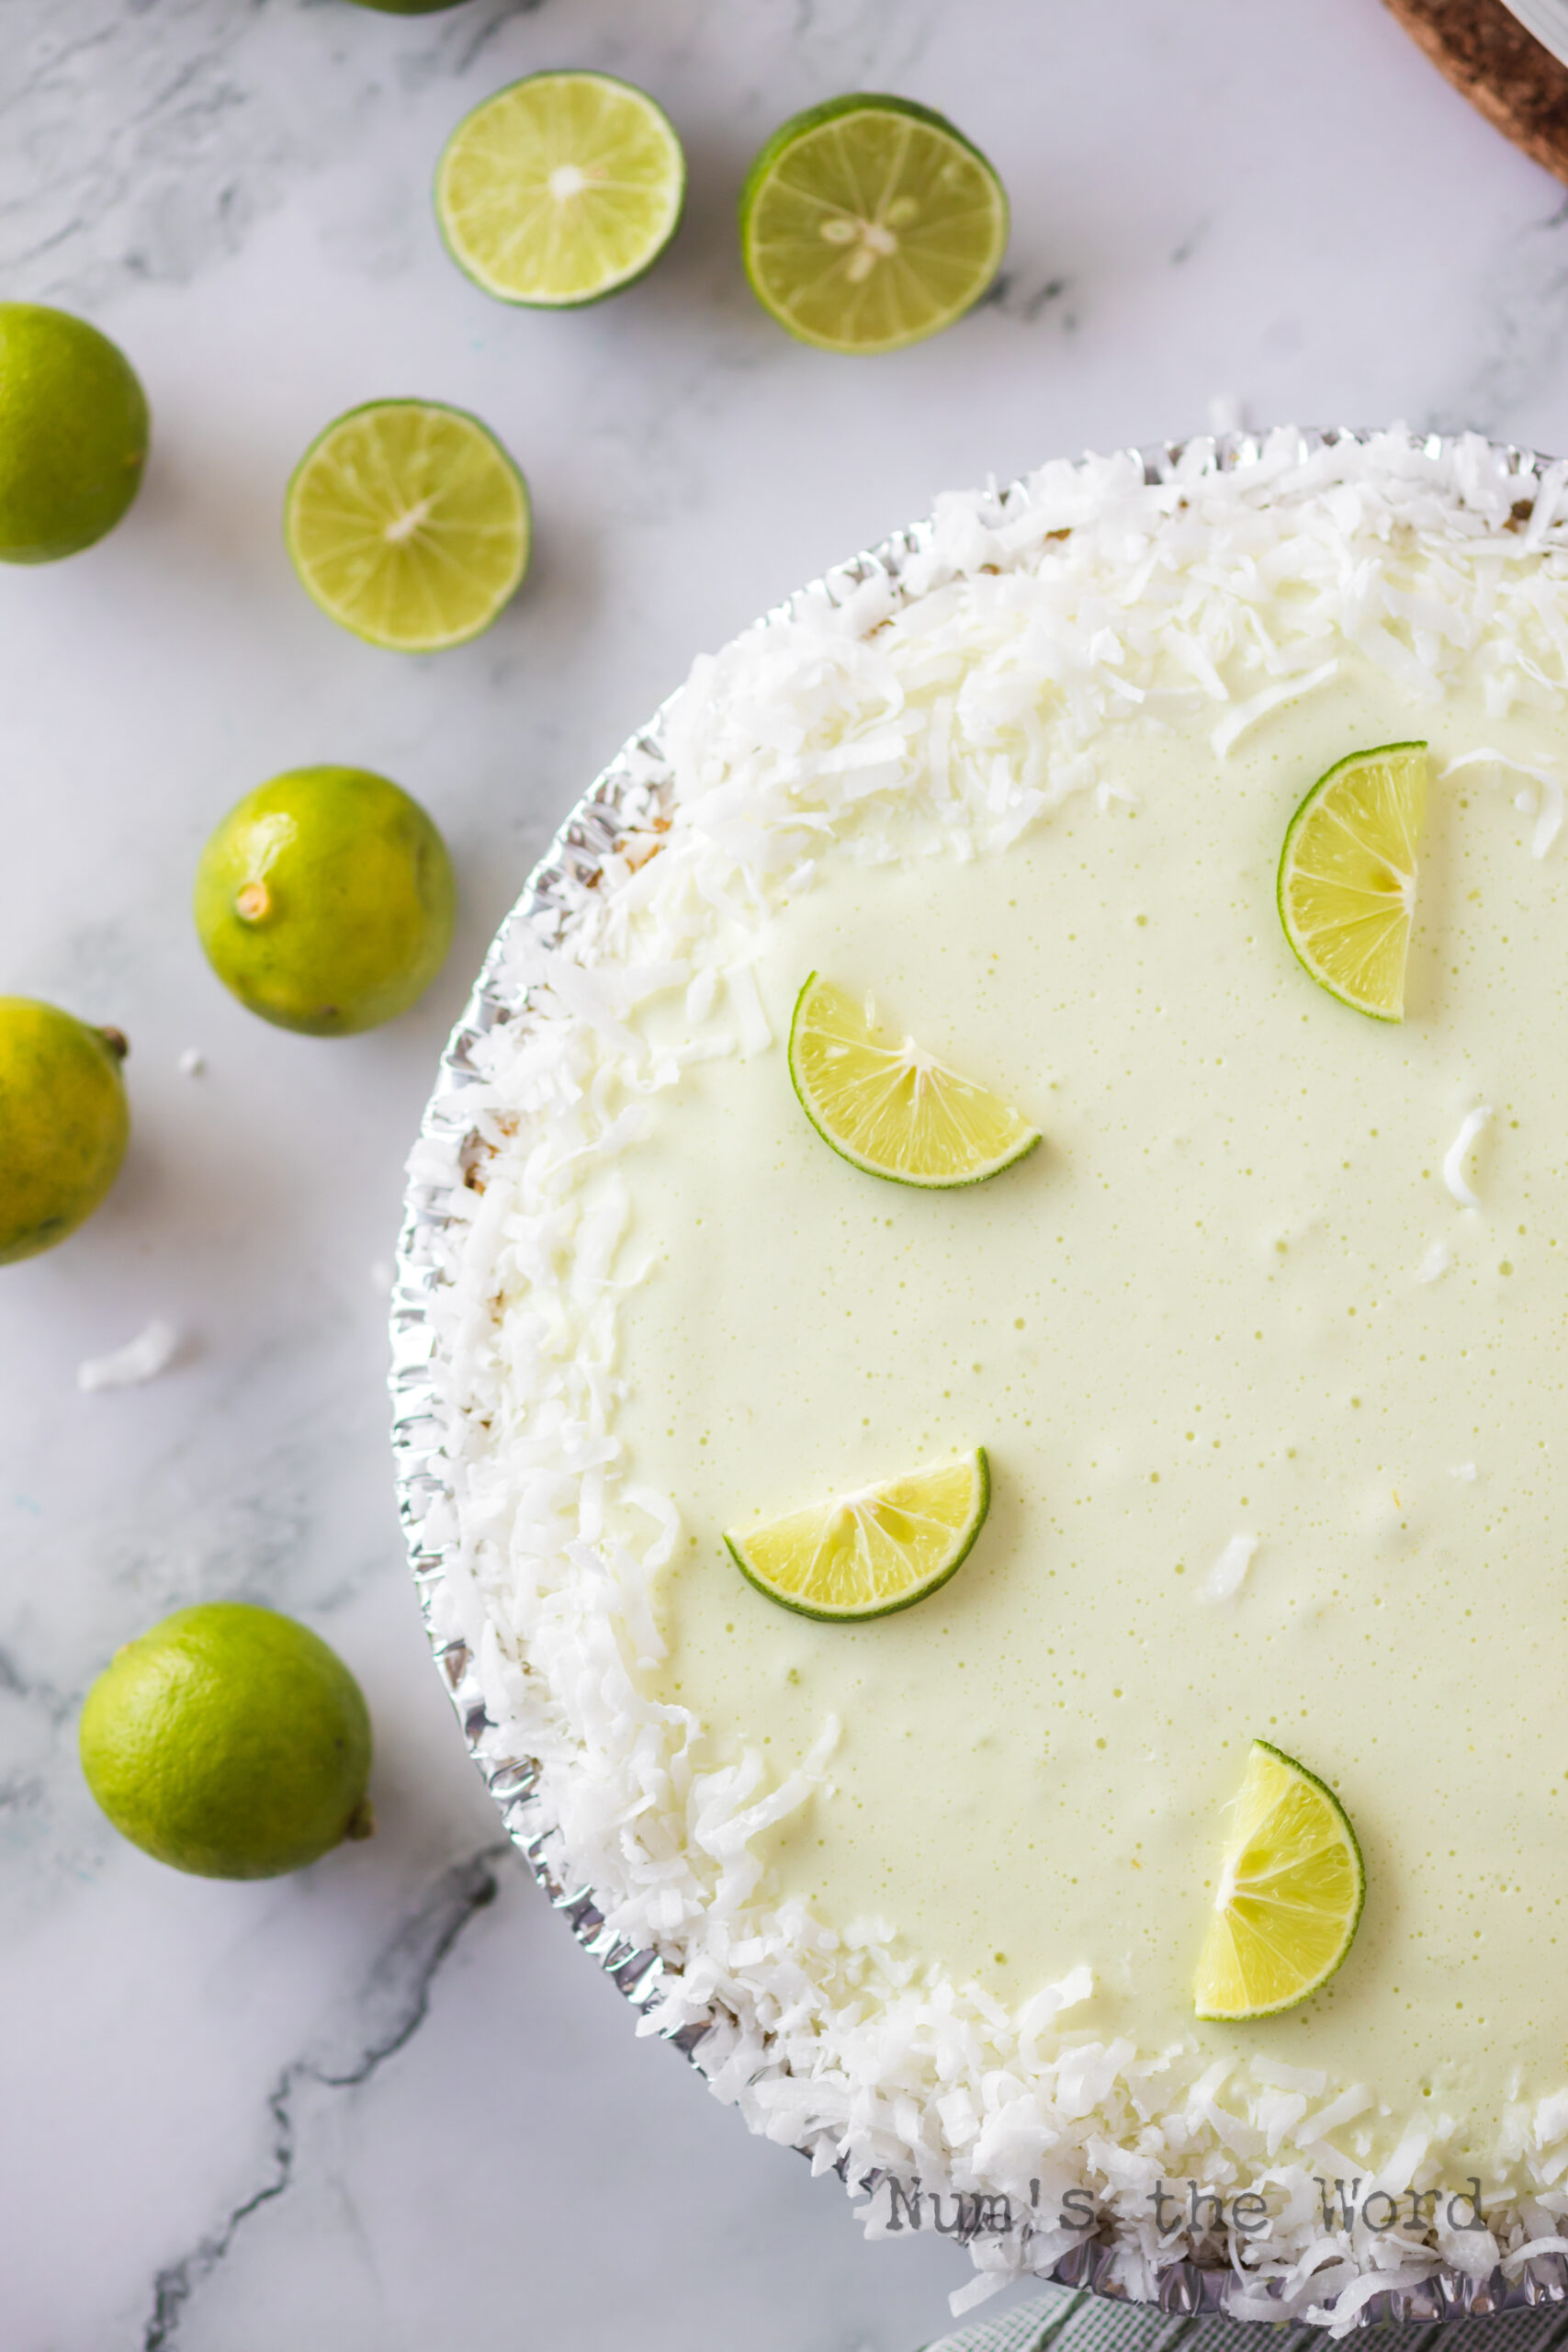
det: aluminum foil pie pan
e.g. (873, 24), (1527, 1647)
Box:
(389, 427), (1568, 2332)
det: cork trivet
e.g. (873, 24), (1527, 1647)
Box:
(1383, 0), (1568, 186)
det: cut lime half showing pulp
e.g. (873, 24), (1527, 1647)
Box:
(739, 94), (1009, 354)
(726, 1450), (989, 1623)
(436, 72), (685, 307)
(788, 972), (1039, 1187)
(1193, 1739), (1366, 2021)
(285, 400), (529, 652)
(1278, 741), (1428, 1021)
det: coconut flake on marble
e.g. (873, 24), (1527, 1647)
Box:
(77, 1319), (179, 1393)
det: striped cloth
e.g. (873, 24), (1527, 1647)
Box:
(920, 2285), (1568, 2352)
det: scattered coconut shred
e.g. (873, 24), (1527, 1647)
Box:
(77, 1317), (179, 1394)
(412, 431), (1568, 2329)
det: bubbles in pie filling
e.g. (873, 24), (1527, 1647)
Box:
(619, 667), (1568, 2156)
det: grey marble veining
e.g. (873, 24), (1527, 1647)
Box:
(140, 1847), (509, 2348)
(0, 0), (956, 307)
(5, 3), (1568, 2346)
(1440, 193), (1568, 439)
(4, 0), (526, 305)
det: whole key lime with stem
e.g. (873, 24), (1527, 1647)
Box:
(0, 303), (149, 563)
(195, 765), (456, 1035)
(80, 1602), (374, 1880)
(0, 999), (130, 1265)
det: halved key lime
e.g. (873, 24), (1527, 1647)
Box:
(436, 72), (685, 307)
(1193, 1739), (1366, 2022)
(1277, 741), (1428, 1021)
(788, 972), (1039, 1187)
(726, 1450), (989, 1622)
(739, 94), (1008, 354)
(285, 400), (529, 653)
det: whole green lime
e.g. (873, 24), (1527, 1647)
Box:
(80, 1602), (374, 1880)
(194, 765), (456, 1036)
(0, 999), (130, 1265)
(0, 303), (149, 563)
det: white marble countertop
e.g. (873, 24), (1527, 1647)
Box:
(5, 2), (1568, 2345)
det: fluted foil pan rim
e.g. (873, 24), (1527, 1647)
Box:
(389, 425), (1568, 2332)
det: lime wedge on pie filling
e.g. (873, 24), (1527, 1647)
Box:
(739, 94), (1009, 354)
(1277, 741), (1428, 1021)
(788, 973), (1039, 1186)
(1193, 1739), (1366, 2022)
(285, 400), (530, 653)
(436, 71), (685, 307)
(726, 1451), (990, 1623)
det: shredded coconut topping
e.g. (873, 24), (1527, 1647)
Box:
(1443, 1105), (1493, 1209)
(1439, 747), (1564, 857)
(1201, 1532), (1259, 1603)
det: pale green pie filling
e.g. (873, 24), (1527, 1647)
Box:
(609, 664), (1568, 2167)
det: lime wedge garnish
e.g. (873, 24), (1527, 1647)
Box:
(436, 71), (685, 307)
(1277, 741), (1428, 1021)
(284, 400), (529, 653)
(788, 972), (1039, 1188)
(739, 94), (1009, 354)
(726, 1450), (989, 1623)
(1193, 1739), (1366, 2021)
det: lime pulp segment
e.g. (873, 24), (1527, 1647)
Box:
(437, 72), (685, 306)
(788, 972), (1039, 1186)
(1193, 1739), (1366, 2021)
(740, 94), (1009, 354)
(726, 1450), (990, 1622)
(285, 400), (529, 653)
(1277, 741), (1428, 1021)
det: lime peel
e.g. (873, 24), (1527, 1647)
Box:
(1193, 1738), (1366, 2022)
(194, 765), (456, 1037)
(1277, 741), (1428, 1022)
(726, 1449), (990, 1622)
(788, 971), (1040, 1187)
